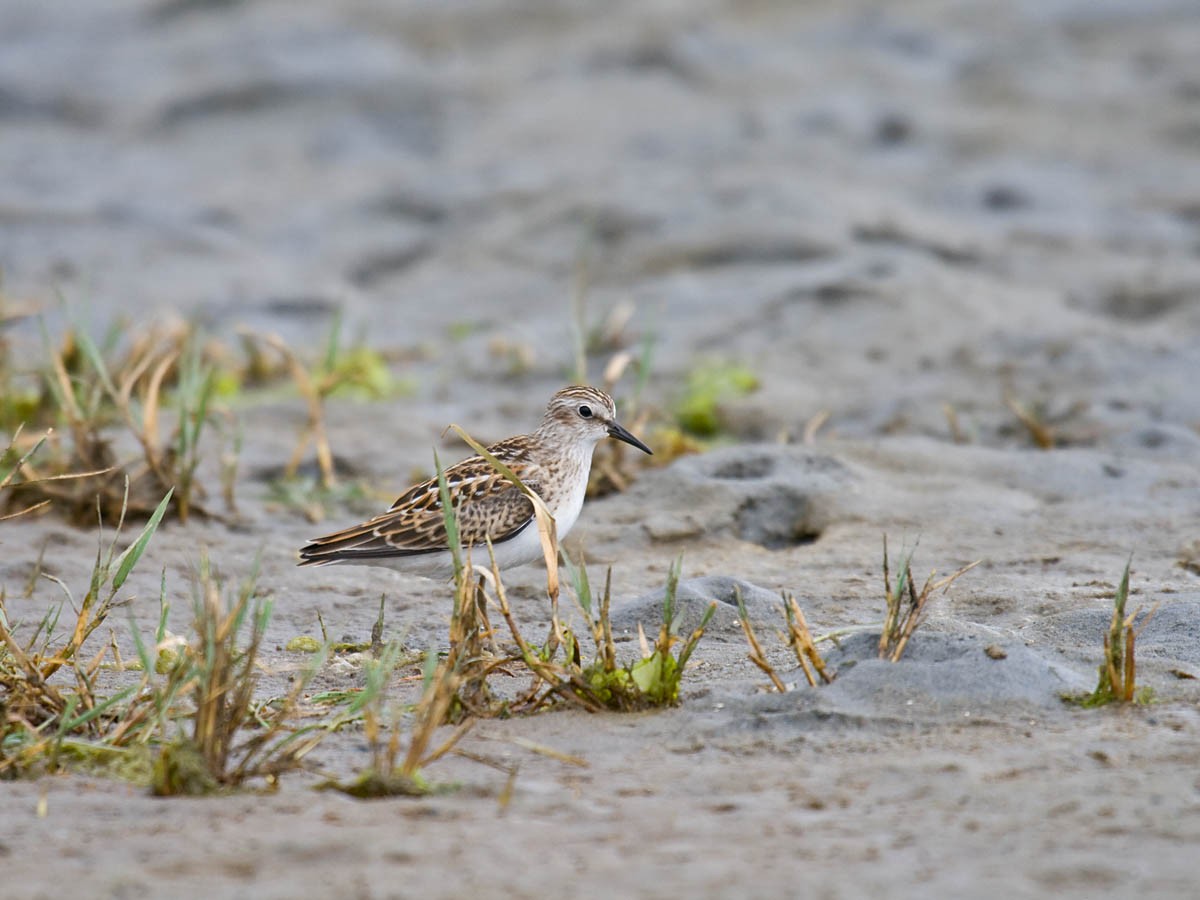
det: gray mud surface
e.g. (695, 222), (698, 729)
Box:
(2, 1), (1200, 898)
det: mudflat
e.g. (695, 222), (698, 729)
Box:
(1, 2), (1198, 898)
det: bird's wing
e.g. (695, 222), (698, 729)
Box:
(298, 452), (540, 564)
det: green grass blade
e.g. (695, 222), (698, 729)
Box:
(663, 555), (683, 635)
(73, 326), (119, 399)
(562, 552), (592, 617)
(420, 642), (440, 691)
(634, 315), (657, 402)
(112, 488), (174, 591)
(61, 684), (140, 733)
(0, 430), (47, 490)
(677, 602), (716, 670)
(433, 450), (463, 580)
(130, 611), (155, 674)
(155, 569), (170, 643)
(1115, 554), (1131, 619)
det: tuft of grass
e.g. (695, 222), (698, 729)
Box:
(564, 554), (714, 710)
(1003, 392), (1054, 449)
(295, 447), (502, 794)
(432, 433), (573, 715)
(674, 361), (759, 437)
(0, 427), (56, 522)
(425, 423), (713, 715)
(782, 591), (834, 686)
(1073, 557), (1157, 707)
(437, 448), (505, 716)
(447, 425), (562, 632)
(325, 642), (469, 798)
(148, 553), (329, 795)
(878, 536), (980, 662)
(0, 487), (172, 778)
(3, 317), (234, 523)
(244, 313), (404, 494)
(736, 588), (834, 692)
(736, 587), (787, 693)
(3, 537), (333, 790)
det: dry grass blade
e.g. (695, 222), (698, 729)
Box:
(1, 428), (117, 521)
(736, 587), (786, 692)
(6, 319), (227, 523)
(802, 409), (831, 446)
(401, 658), (470, 776)
(506, 736), (589, 767)
(327, 638), (473, 798)
(484, 549), (603, 714)
(448, 423), (562, 643)
(1004, 392), (1054, 449)
(782, 592), (833, 686)
(151, 553), (336, 795)
(942, 403), (967, 444)
(255, 331), (337, 489)
(879, 534), (902, 658)
(0, 499), (51, 521)
(879, 535), (980, 662)
(45, 336), (84, 424)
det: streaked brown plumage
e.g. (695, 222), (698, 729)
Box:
(297, 386), (651, 577)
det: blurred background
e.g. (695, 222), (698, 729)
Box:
(2, 0), (1199, 457)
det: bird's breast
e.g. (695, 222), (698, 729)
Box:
(541, 454), (591, 540)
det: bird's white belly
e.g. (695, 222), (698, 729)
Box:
(358, 525), (547, 579)
(471, 463), (589, 573)
(548, 464), (589, 542)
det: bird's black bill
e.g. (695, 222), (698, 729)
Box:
(607, 421), (652, 455)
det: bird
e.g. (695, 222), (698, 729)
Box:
(297, 385), (652, 577)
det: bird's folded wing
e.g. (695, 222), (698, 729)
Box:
(301, 459), (540, 560)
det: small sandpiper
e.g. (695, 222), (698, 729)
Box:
(298, 385), (652, 577)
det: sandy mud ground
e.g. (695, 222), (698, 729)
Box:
(2, 1), (1200, 897)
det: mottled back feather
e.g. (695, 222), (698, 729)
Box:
(299, 438), (542, 563)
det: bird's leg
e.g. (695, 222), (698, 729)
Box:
(542, 594), (564, 662)
(474, 573), (498, 656)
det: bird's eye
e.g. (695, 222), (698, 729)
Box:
(578, 405), (593, 418)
